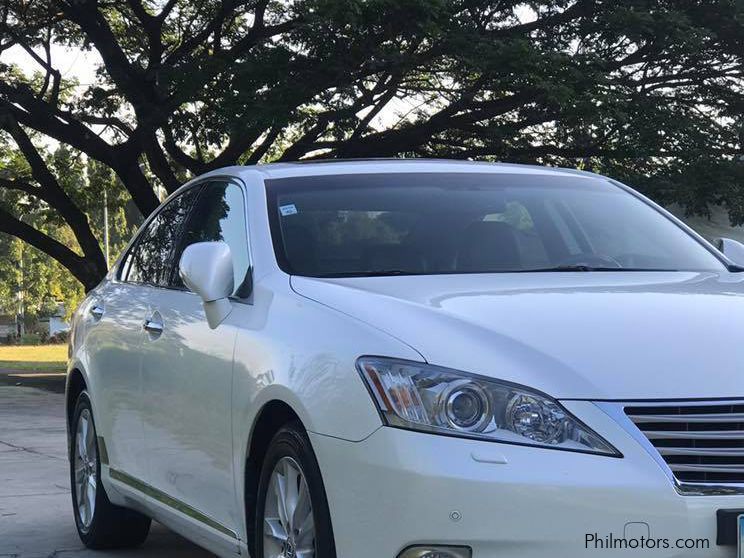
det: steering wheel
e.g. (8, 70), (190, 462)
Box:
(556, 253), (623, 269)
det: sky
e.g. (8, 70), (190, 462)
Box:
(1, 43), (101, 86)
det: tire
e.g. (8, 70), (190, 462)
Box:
(255, 422), (336, 558)
(70, 391), (151, 549)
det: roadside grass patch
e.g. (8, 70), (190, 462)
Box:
(0, 344), (68, 372)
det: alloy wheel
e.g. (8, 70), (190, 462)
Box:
(74, 408), (98, 531)
(263, 456), (316, 558)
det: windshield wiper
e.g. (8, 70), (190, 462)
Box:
(518, 265), (680, 273)
(315, 266), (681, 277)
(319, 269), (414, 278)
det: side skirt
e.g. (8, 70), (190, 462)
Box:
(109, 468), (239, 541)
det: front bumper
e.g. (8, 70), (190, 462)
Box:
(310, 400), (742, 558)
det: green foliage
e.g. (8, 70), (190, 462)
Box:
(0, 228), (84, 323)
(18, 333), (42, 346)
(71, 155), (143, 262)
(0, 140), (140, 320)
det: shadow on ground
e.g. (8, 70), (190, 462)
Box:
(0, 369), (67, 393)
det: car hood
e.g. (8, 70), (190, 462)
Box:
(291, 271), (744, 400)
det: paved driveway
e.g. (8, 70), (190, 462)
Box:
(0, 379), (214, 558)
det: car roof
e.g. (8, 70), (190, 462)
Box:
(194, 158), (599, 183)
(256, 158), (596, 179)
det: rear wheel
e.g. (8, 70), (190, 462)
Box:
(255, 423), (336, 558)
(71, 391), (151, 549)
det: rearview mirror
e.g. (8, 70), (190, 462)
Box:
(715, 237), (744, 267)
(179, 242), (234, 329)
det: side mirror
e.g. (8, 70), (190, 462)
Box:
(715, 237), (744, 267)
(179, 242), (234, 329)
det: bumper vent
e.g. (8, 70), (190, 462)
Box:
(626, 402), (744, 485)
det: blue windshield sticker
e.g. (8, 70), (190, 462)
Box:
(279, 204), (298, 216)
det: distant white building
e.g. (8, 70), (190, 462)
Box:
(40, 303), (70, 338)
(0, 315), (15, 338)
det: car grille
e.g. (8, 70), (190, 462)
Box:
(626, 402), (744, 485)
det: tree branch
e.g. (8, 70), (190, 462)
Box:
(62, 0), (163, 117)
(0, 84), (117, 163)
(0, 89), (160, 216)
(165, 0), (239, 65)
(0, 206), (100, 290)
(0, 111), (108, 278)
(0, 176), (38, 197)
(162, 125), (208, 174)
(207, 129), (266, 170)
(330, 91), (531, 158)
(278, 115), (335, 161)
(156, 0), (179, 21)
(138, 132), (182, 192)
(245, 126), (280, 164)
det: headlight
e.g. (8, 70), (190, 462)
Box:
(358, 357), (619, 456)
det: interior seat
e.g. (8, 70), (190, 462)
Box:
(455, 221), (521, 272)
(282, 224), (318, 275)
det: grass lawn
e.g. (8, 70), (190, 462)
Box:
(0, 344), (68, 372)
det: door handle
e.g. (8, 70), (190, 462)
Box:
(90, 305), (104, 320)
(143, 318), (164, 334)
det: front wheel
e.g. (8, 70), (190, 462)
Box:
(255, 423), (336, 558)
(70, 391), (151, 549)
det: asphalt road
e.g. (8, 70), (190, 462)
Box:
(0, 371), (214, 558)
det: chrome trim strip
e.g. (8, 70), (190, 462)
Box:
(658, 447), (744, 457)
(97, 436), (109, 466)
(670, 464), (744, 474)
(596, 401), (744, 496)
(109, 468), (237, 539)
(628, 412), (744, 423)
(643, 430), (744, 440)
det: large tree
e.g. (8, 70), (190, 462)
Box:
(0, 142), (137, 323)
(0, 0), (743, 289)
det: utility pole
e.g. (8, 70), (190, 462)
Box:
(16, 239), (25, 338)
(103, 186), (110, 268)
(16, 211), (26, 338)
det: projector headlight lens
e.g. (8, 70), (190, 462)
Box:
(442, 380), (491, 431)
(358, 357), (619, 456)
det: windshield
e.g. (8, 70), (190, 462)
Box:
(266, 172), (725, 277)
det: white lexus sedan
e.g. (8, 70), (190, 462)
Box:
(67, 160), (744, 558)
